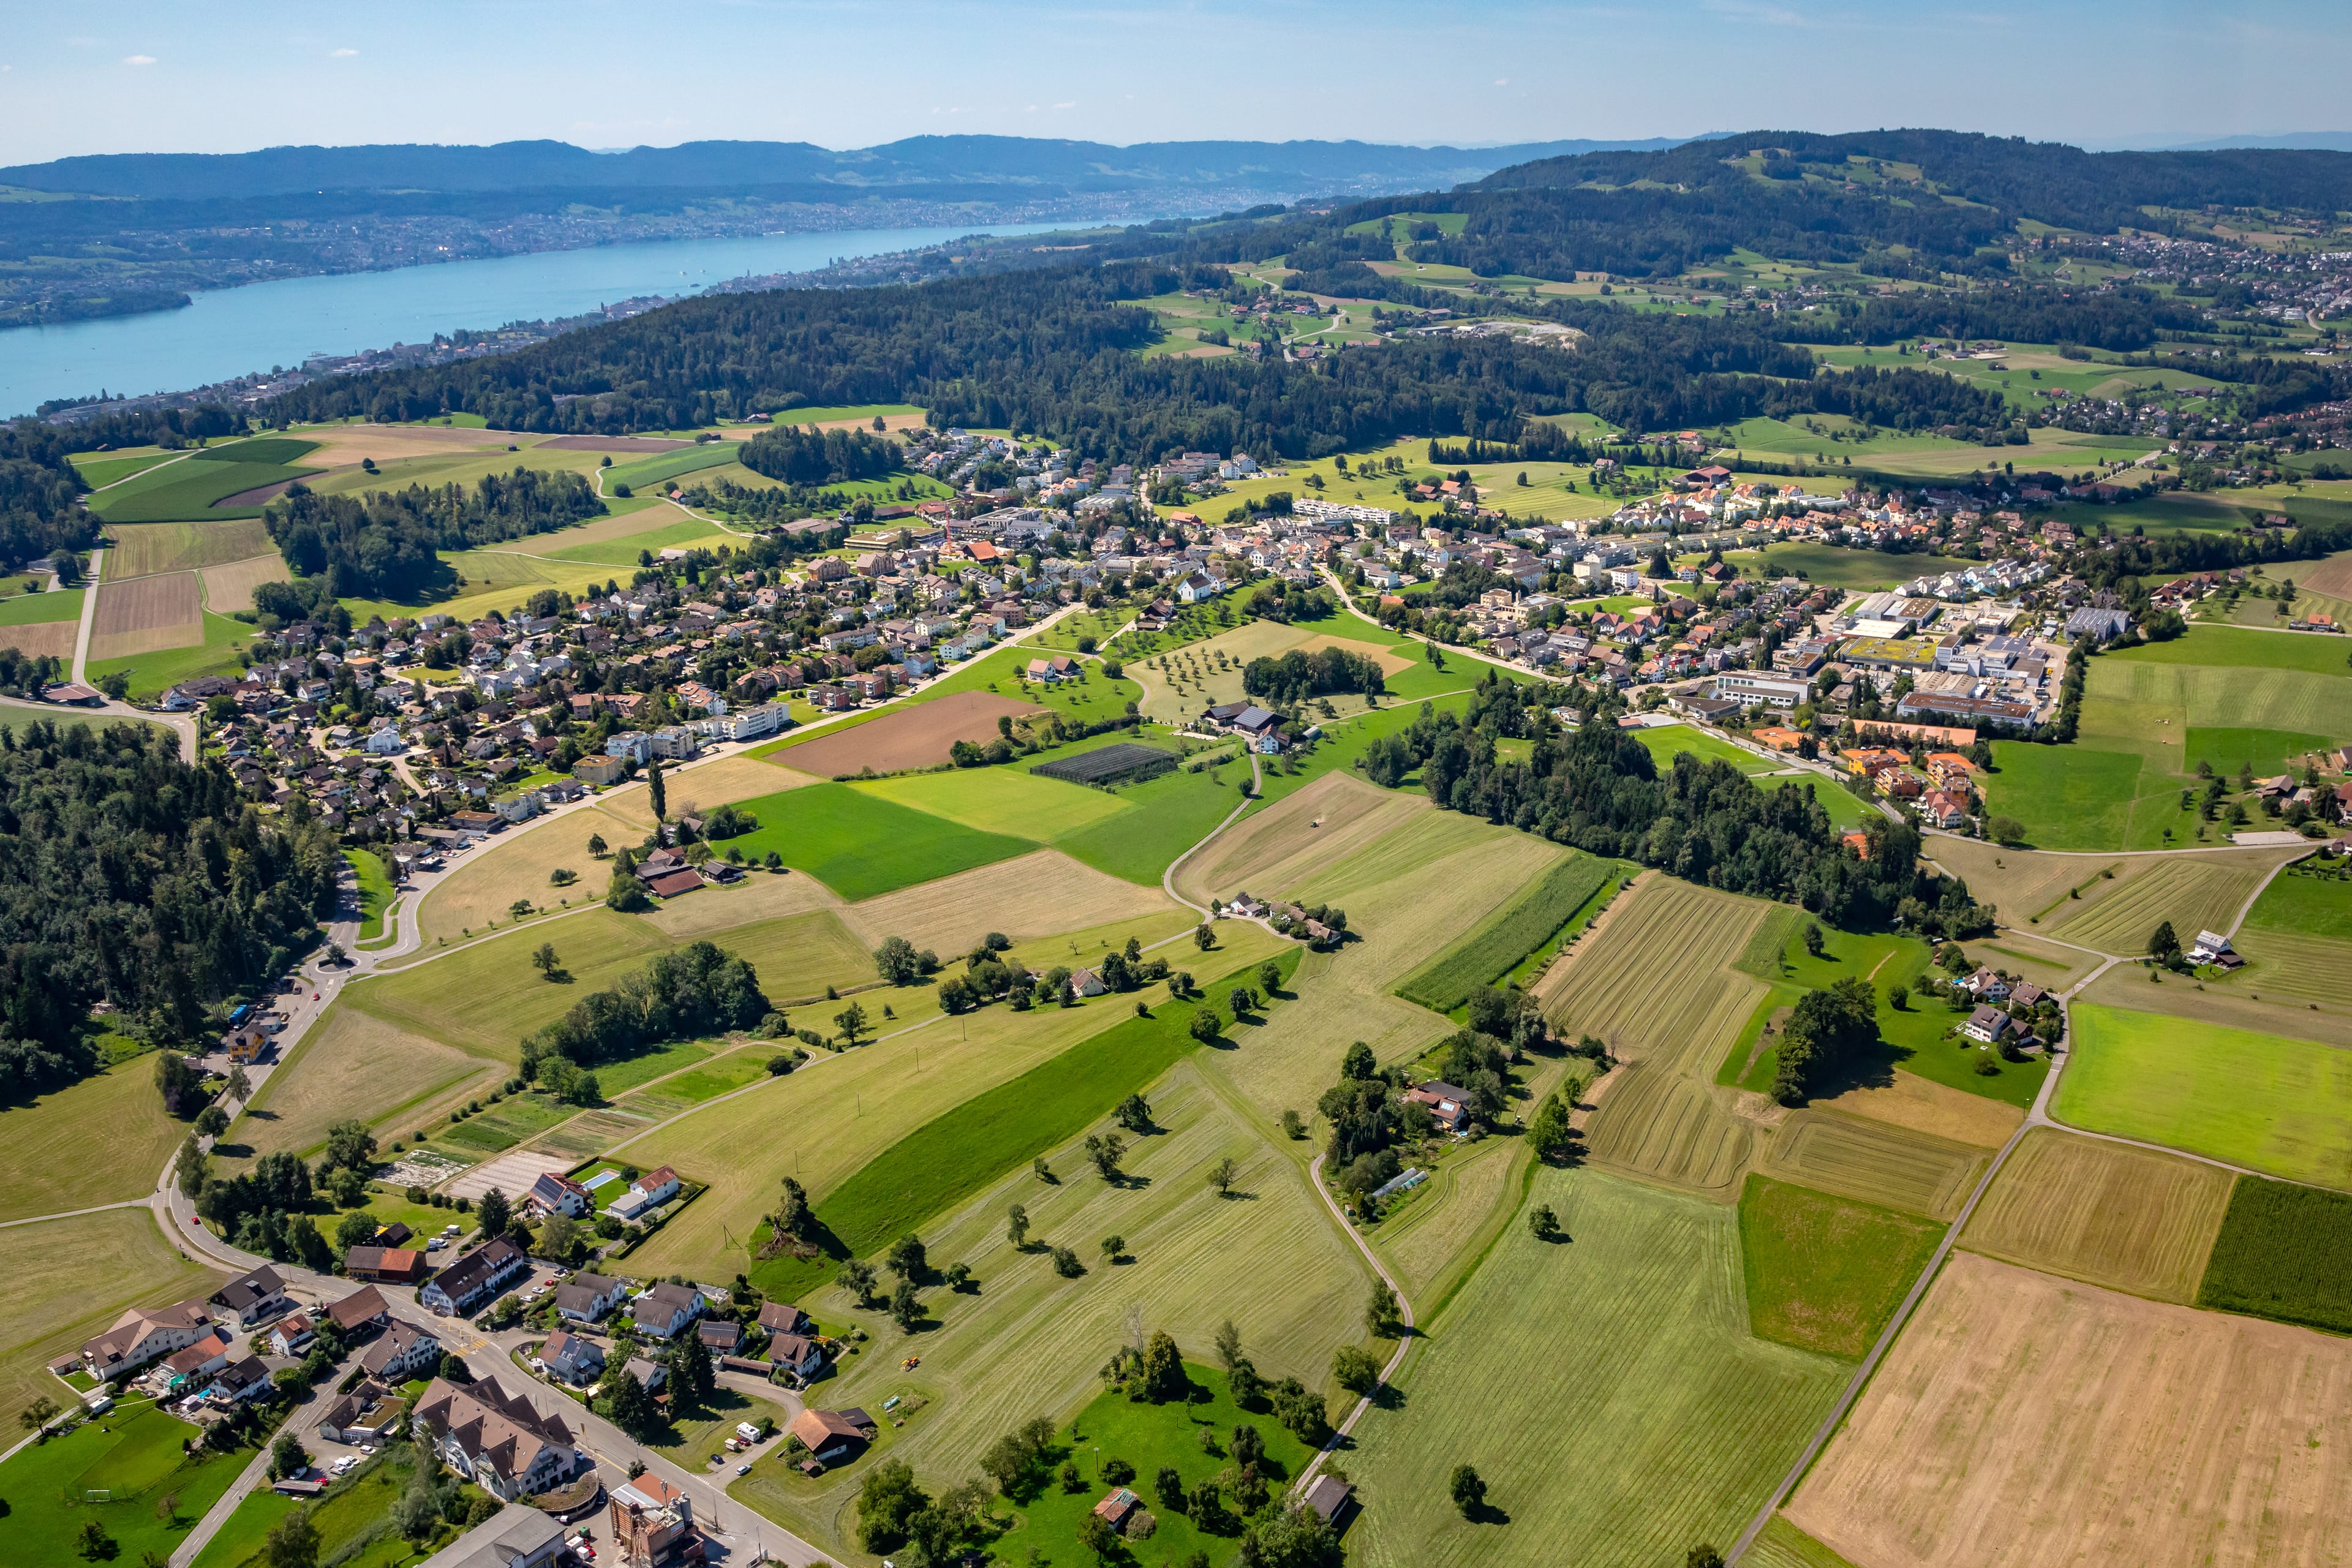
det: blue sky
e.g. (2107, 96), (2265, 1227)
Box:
(0, 0), (2342, 165)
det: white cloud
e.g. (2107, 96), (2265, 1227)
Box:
(1054, 100), (1076, 110)
(1495, 77), (1509, 85)
(123, 54), (156, 66)
(1025, 103), (1038, 112)
(331, 47), (358, 58)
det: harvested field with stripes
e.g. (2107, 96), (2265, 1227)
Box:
(407, 805), (641, 949)
(197, 552), (287, 614)
(0, 619), (77, 658)
(1344, 1167), (1846, 1568)
(838, 848), (1179, 955)
(1174, 769), (1429, 907)
(104, 518), (273, 578)
(1584, 1063), (1752, 1193)
(89, 570), (200, 660)
(1961, 1126), (2233, 1303)
(1533, 876), (1775, 1076)
(1787, 1251), (2352, 1568)
(1758, 1109), (1986, 1221)
(2047, 851), (2282, 954)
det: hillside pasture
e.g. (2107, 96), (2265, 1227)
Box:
(1786, 1251), (2352, 1568)
(1961, 1126), (2233, 1302)
(1737, 1173), (1942, 1359)
(88, 571), (201, 662)
(1395, 852), (1620, 1013)
(230, 1008), (491, 1161)
(2056, 1004), (2352, 1189)
(91, 453), (322, 523)
(1343, 1168), (1846, 1568)
(1757, 1109), (1985, 1221)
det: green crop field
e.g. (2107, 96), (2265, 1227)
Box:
(70, 450), (181, 489)
(2056, 1004), (2352, 1188)
(2228, 862), (2352, 1009)
(347, 848), (395, 941)
(0, 1403), (248, 1566)
(91, 439), (323, 524)
(1755, 543), (1969, 590)
(603, 443), (744, 491)
(1055, 759), (1254, 886)
(850, 766), (1136, 841)
(0, 589), (82, 627)
(2196, 1175), (2352, 1334)
(1344, 1168), (1846, 1568)
(750, 946), (1301, 1298)
(1396, 853), (1621, 1012)
(722, 782), (1039, 900)
(1746, 1515), (1863, 1568)
(1738, 1174), (1941, 1359)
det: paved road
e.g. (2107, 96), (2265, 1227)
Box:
(168, 1373), (341, 1568)
(70, 546), (103, 684)
(1292, 1150), (1415, 1501)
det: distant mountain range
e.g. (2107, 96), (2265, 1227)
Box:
(0, 135), (1716, 203)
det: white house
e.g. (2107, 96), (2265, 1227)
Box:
(363, 726), (406, 756)
(413, 1376), (586, 1502)
(632, 1282), (706, 1340)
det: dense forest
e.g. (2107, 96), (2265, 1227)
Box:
(0, 722), (342, 1102)
(1360, 680), (1989, 936)
(258, 263), (2006, 459)
(0, 423), (100, 574)
(263, 467), (604, 598)
(738, 424), (902, 485)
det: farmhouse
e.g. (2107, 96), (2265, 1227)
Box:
(790, 1406), (877, 1466)
(1094, 1487), (1144, 1531)
(1404, 1080), (1472, 1133)
(325, 1286), (391, 1335)
(2188, 929), (2238, 965)
(345, 1246), (428, 1284)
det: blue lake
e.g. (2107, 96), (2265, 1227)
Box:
(1, 222), (1064, 418)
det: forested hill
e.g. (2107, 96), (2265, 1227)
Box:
(1392, 130), (2352, 282)
(0, 134), (1702, 204)
(260, 262), (2005, 458)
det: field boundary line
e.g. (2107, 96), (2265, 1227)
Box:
(0, 1196), (151, 1230)
(86, 448), (197, 494)
(2221, 846), (2315, 941)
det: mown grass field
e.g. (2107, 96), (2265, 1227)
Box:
(2056, 1004), (2352, 1189)
(1788, 1251), (2352, 1568)
(104, 519), (275, 578)
(0, 587), (83, 627)
(1344, 1167), (1846, 1568)
(1746, 1516), (1862, 1568)
(728, 1059), (1371, 1558)
(1629, 722), (1778, 776)
(1737, 1174), (1941, 1359)
(2040, 851), (2274, 955)
(1960, 1126), (2233, 1303)
(1755, 1110), (1984, 1221)
(2195, 1175), (2352, 1334)
(1754, 542), (1970, 590)
(0, 1062), (187, 1223)
(2227, 858), (2352, 1010)
(721, 782), (1040, 900)
(85, 609), (254, 700)
(850, 765), (1135, 842)
(407, 804), (645, 947)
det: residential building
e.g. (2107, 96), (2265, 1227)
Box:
(554, 1273), (629, 1324)
(360, 1319), (444, 1382)
(213, 1265), (293, 1328)
(420, 1239), (530, 1317)
(268, 1313), (316, 1357)
(319, 1379), (409, 1446)
(413, 1376), (586, 1502)
(538, 1330), (606, 1387)
(1962, 1005), (2013, 1044)
(416, 1501), (568, 1568)
(609, 1474), (698, 1567)
(526, 1172), (592, 1220)
(325, 1286), (391, 1336)
(345, 1246), (429, 1284)
(767, 1333), (826, 1382)
(206, 1356), (274, 1406)
(633, 1282), (705, 1340)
